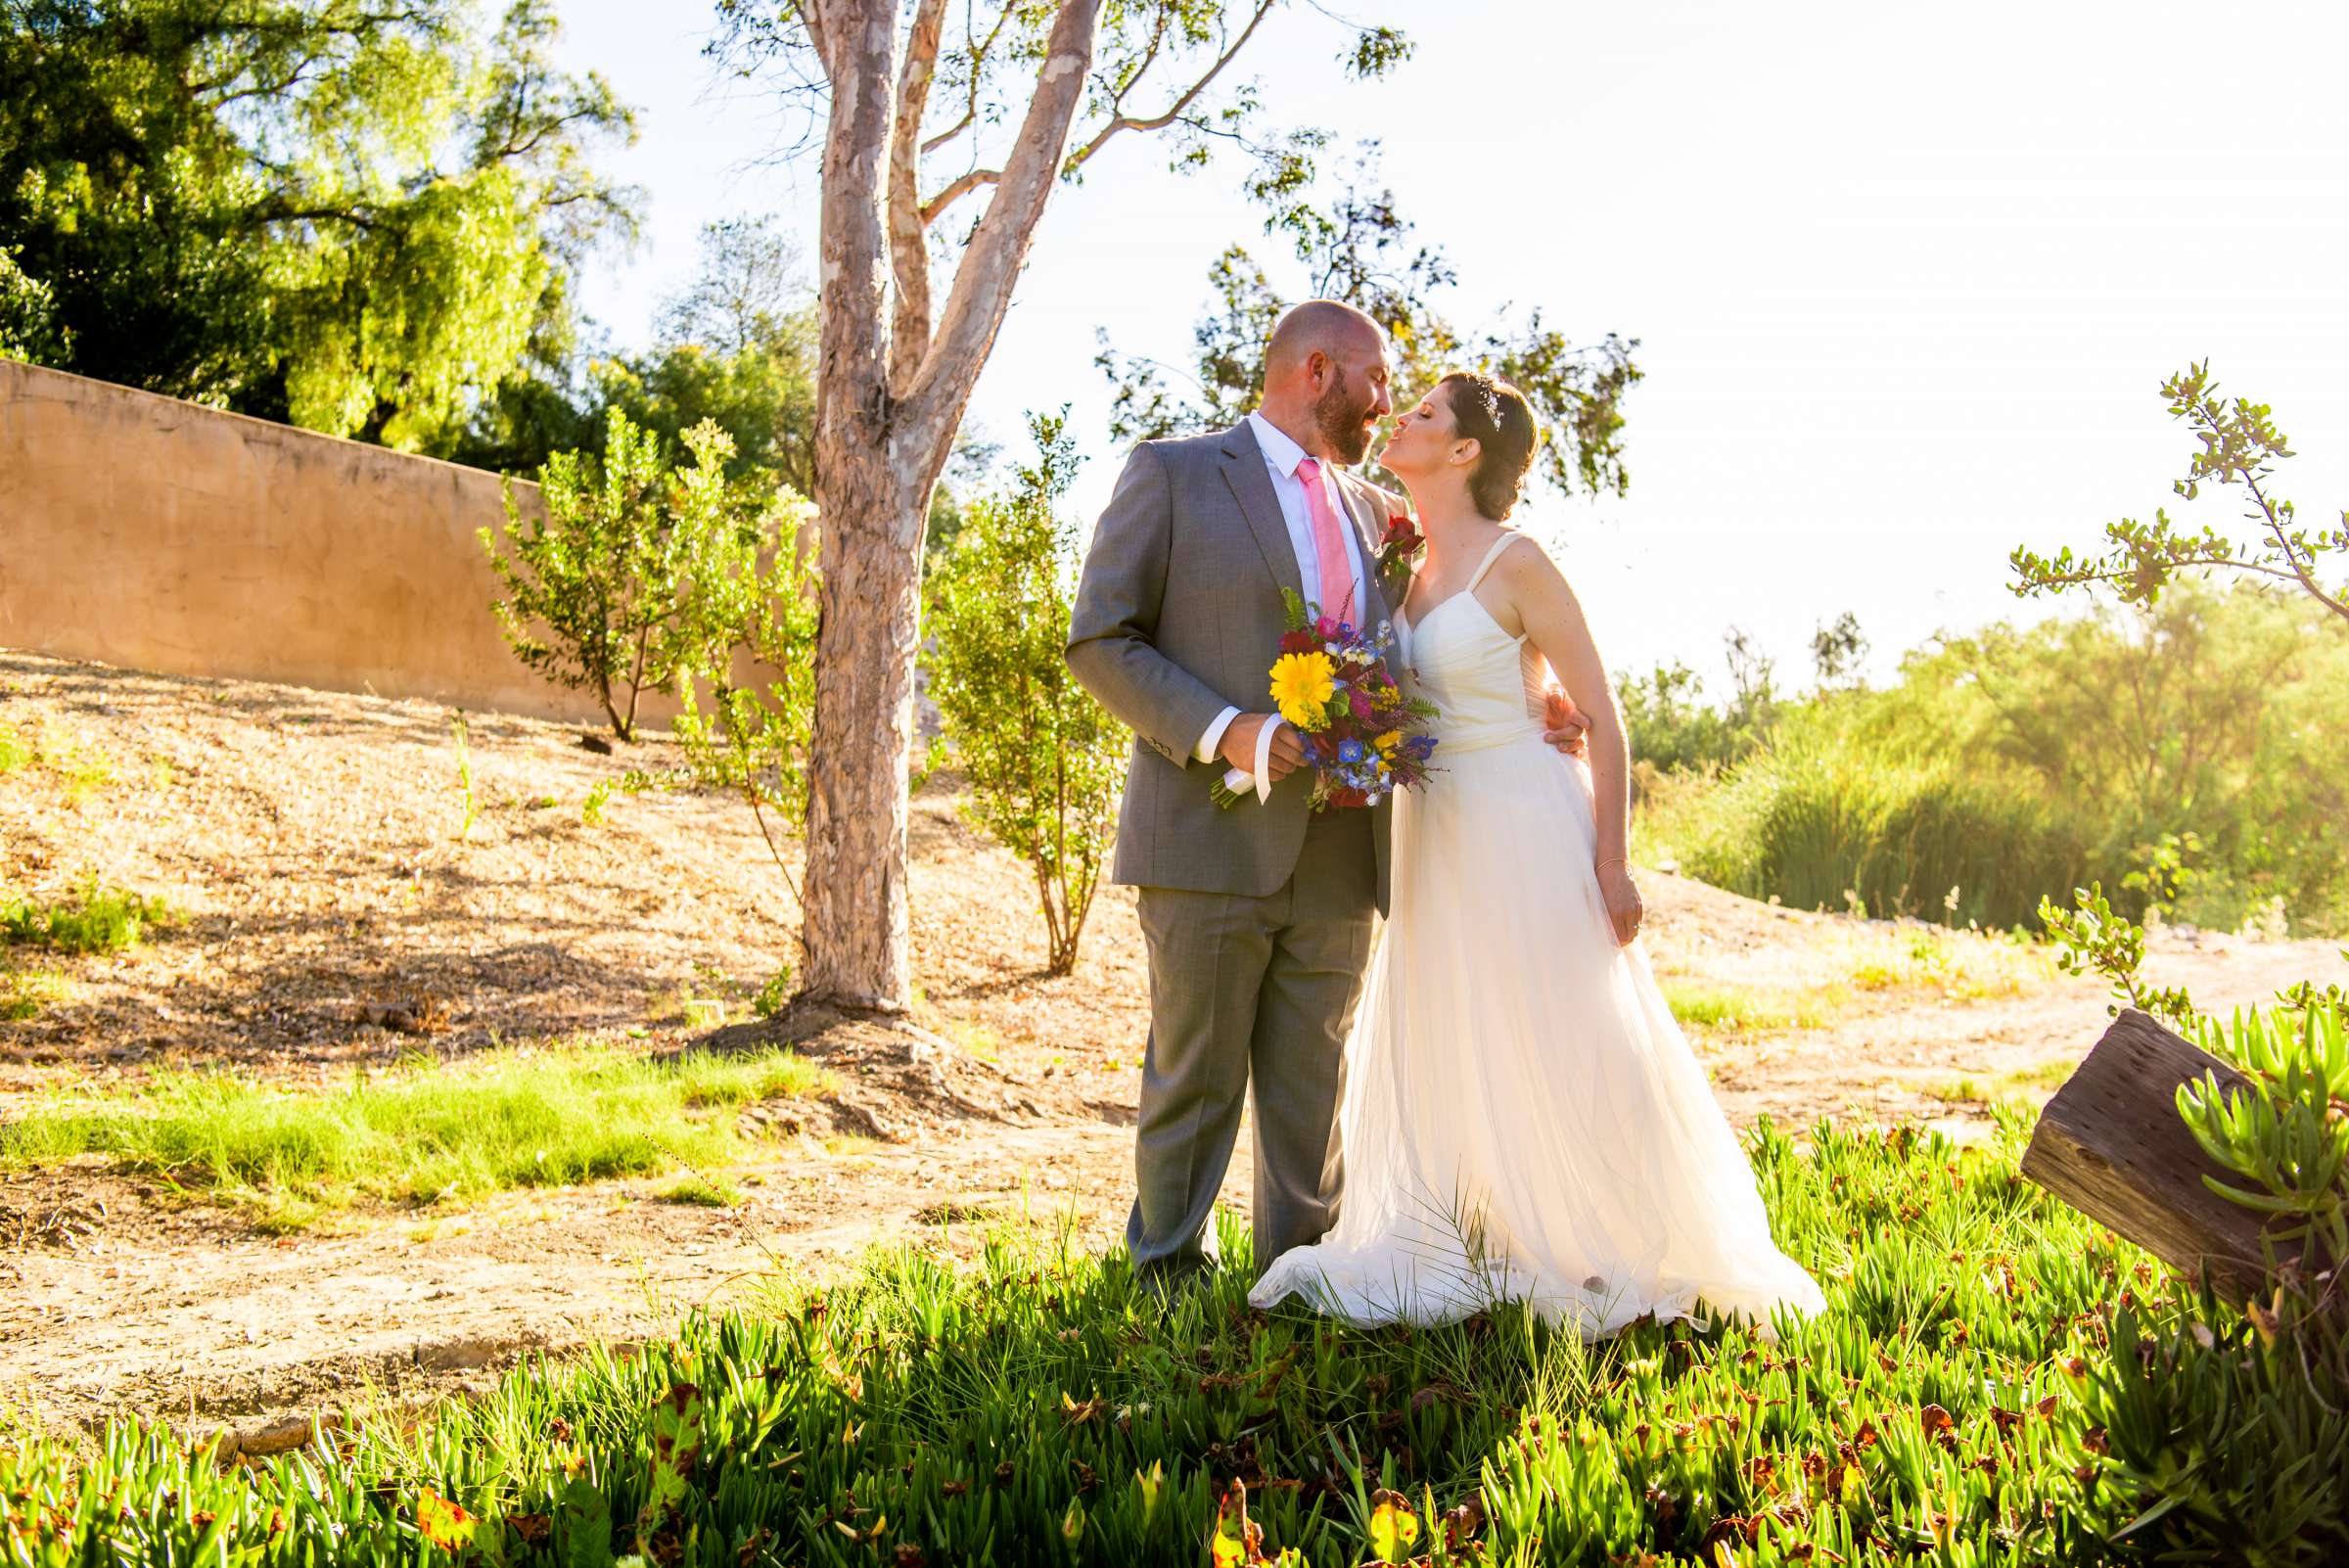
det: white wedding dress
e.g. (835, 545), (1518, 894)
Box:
(1249, 533), (1827, 1337)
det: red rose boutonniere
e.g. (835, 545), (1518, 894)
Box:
(1372, 512), (1424, 606)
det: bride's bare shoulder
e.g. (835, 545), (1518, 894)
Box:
(1489, 531), (1567, 591)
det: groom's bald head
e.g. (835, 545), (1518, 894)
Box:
(1264, 300), (1385, 382)
(1260, 300), (1392, 464)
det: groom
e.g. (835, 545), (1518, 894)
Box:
(1067, 300), (1586, 1286)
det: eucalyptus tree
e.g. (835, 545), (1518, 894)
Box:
(712, 0), (1410, 1011)
(1097, 150), (1643, 503)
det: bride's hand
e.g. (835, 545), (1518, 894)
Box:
(1600, 861), (1644, 945)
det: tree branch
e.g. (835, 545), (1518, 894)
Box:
(921, 0), (1013, 156)
(796, 0), (840, 81)
(919, 165), (999, 224)
(1062, 0), (1275, 176)
(241, 203), (385, 232)
(887, 0), (950, 394)
(920, 109), (973, 155)
(2243, 470), (2349, 623)
(811, 0), (896, 455)
(902, 0), (1104, 455)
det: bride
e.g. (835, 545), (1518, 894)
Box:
(1249, 372), (1827, 1337)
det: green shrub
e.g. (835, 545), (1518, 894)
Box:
(668, 466), (819, 918)
(483, 411), (788, 742)
(751, 964), (794, 1018)
(0, 877), (174, 953)
(1619, 659), (1764, 777)
(925, 413), (1126, 974)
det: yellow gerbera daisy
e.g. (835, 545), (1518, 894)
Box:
(1268, 652), (1336, 730)
(1372, 730), (1403, 755)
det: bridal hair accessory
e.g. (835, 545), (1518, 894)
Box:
(1463, 373), (1503, 431)
(1211, 589), (1441, 810)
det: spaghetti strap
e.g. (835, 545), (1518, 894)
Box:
(1463, 531), (1530, 596)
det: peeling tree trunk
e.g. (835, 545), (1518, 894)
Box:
(795, 0), (1105, 1012)
(799, 0), (912, 1010)
(803, 460), (928, 1008)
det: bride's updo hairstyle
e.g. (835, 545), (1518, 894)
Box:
(1440, 371), (1541, 521)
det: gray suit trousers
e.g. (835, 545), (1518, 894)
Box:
(1127, 806), (1378, 1280)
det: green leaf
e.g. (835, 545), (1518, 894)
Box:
(635, 1381), (705, 1546)
(560, 1474), (614, 1568)
(1134, 1458), (1165, 1524)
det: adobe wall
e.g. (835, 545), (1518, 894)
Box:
(0, 359), (650, 726)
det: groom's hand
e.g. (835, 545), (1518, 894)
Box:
(1220, 714), (1305, 780)
(1542, 687), (1589, 758)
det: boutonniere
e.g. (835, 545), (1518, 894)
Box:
(1371, 512), (1424, 603)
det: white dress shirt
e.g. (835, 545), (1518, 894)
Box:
(1193, 411), (1372, 763)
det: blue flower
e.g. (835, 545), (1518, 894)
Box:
(1337, 738), (1365, 764)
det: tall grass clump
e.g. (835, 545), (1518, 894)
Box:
(0, 876), (176, 953)
(1638, 579), (2349, 934)
(1651, 732), (2088, 930)
(0, 1044), (832, 1225)
(0, 965), (67, 1021)
(6, 1116), (2204, 1564)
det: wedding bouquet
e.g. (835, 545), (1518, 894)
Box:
(1211, 589), (1439, 810)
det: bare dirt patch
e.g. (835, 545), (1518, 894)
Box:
(3, 649), (2340, 1441)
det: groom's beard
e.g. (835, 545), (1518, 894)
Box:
(1313, 369), (1377, 466)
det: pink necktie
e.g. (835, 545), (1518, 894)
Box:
(1293, 457), (1357, 623)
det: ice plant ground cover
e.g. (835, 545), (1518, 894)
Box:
(3, 1115), (2204, 1565)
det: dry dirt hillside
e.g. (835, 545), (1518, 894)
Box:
(2, 648), (2337, 1442)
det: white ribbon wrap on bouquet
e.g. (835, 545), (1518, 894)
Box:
(1221, 718), (1286, 805)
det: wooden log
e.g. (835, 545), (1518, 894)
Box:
(2020, 1008), (2292, 1305)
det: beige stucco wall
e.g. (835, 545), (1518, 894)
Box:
(0, 359), (649, 725)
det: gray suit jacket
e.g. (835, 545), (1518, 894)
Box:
(1066, 420), (1399, 913)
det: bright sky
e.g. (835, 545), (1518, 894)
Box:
(554, 0), (2349, 691)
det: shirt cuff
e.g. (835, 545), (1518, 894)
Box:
(1194, 705), (1241, 764)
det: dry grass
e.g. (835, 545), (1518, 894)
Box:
(0, 650), (1156, 1110)
(1, 649), (1876, 1115)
